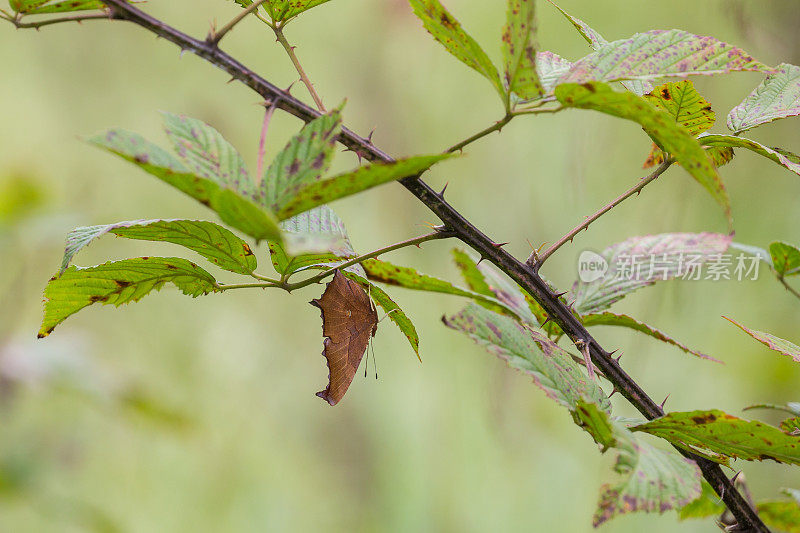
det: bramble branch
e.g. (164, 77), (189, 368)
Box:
(0, 10), (114, 29)
(55, 2), (771, 529)
(530, 159), (675, 267)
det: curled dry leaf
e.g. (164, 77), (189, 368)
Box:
(310, 270), (378, 406)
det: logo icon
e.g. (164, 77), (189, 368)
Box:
(577, 250), (608, 283)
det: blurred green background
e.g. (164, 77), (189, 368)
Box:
(0, 1), (798, 531)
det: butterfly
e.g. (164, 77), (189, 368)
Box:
(310, 270), (378, 406)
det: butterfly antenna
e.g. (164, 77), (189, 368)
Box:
(370, 338), (378, 380)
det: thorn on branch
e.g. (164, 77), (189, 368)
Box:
(553, 291), (568, 299)
(492, 242), (509, 249)
(608, 387), (619, 398)
(659, 394), (670, 410)
(438, 182), (449, 198)
(541, 316), (551, 327)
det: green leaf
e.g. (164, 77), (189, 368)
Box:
(556, 83), (731, 227)
(724, 316), (800, 364)
(61, 219), (257, 275)
(744, 403), (800, 416)
(594, 421), (702, 526)
(39, 258), (218, 338)
(581, 312), (718, 362)
(536, 51), (572, 95)
(633, 410), (800, 466)
(644, 81), (715, 137)
(451, 248), (494, 297)
(758, 500), (800, 533)
(161, 112), (255, 198)
(263, 0), (331, 22)
(361, 258), (516, 315)
(770, 241), (800, 277)
(573, 399), (616, 450)
(698, 133), (800, 176)
(354, 278), (420, 362)
(263, 107), (342, 212)
(11, 0), (105, 13)
(728, 63), (800, 133)
(408, 0), (504, 99)
(678, 481), (726, 520)
(558, 29), (767, 85)
(88, 130), (281, 241)
(501, 0), (542, 100)
(268, 205), (357, 276)
(275, 154), (455, 220)
(571, 232), (733, 314)
(443, 303), (611, 411)
(547, 1), (651, 95)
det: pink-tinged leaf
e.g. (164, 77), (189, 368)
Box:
(558, 30), (768, 86)
(724, 316), (800, 364)
(699, 133), (800, 176)
(581, 312), (720, 362)
(633, 410), (800, 465)
(556, 83), (731, 228)
(443, 303), (610, 412)
(536, 51), (572, 95)
(728, 63), (800, 133)
(502, 0), (542, 100)
(571, 232), (733, 314)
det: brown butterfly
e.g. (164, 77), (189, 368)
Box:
(310, 270), (378, 406)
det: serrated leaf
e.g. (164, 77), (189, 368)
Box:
(558, 29), (766, 86)
(11, 0), (105, 13)
(39, 258), (218, 338)
(758, 500), (800, 533)
(263, 0), (331, 22)
(536, 51), (572, 95)
(502, 0), (542, 100)
(573, 399), (616, 450)
(61, 219), (257, 275)
(87, 130), (281, 241)
(633, 410), (800, 465)
(770, 241), (800, 277)
(357, 279), (420, 361)
(580, 312), (718, 362)
(547, 1), (651, 95)
(263, 107), (341, 211)
(443, 303), (610, 411)
(594, 422), (701, 526)
(698, 133), (800, 176)
(451, 248), (494, 297)
(361, 258), (516, 316)
(678, 481), (726, 520)
(724, 316), (800, 364)
(269, 205), (357, 276)
(571, 232), (732, 314)
(161, 112), (254, 198)
(644, 81), (715, 137)
(408, 0), (504, 99)
(276, 154), (455, 220)
(728, 63), (800, 133)
(556, 82), (731, 227)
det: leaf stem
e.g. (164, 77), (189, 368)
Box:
(256, 101), (277, 184)
(218, 281), (281, 291)
(2, 11), (113, 29)
(209, 0), (269, 44)
(285, 229), (453, 290)
(778, 276), (800, 301)
(446, 106), (564, 153)
(530, 159), (674, 268)
(272, 25), (326, 112)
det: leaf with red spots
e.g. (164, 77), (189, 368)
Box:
(39, 258), (218, 338)
(275, 153), (455, 220)
(262, 107), (342, 212)
(633, 410), (800, 465)
(61, 219), (258, 275)
(728, 63), (800, 134)
(558, 29), (767, 86)
(644, 81), (715, 137)
(310, 270), (378, 406)
(758, 498), (800, 533)
(770, 241), (800, 278)
(570, 232), (733, 314)
(10, 0), (106, 13)
(161, 112), (255, 198)
(502, 0), (542, 100)
(581, 312), (719, 362)
(546, 1), (652, 95)
(724, 316), (800, 364)
(555, 83), (732, 229)
(574, 402), (702, 526)
(408, 0), (504, 99)
(87, 129), (281, 241)
(442, 303), (610, 411)
(698, 133), (800, 176)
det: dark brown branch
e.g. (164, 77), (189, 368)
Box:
(90, 2), (768, 529)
